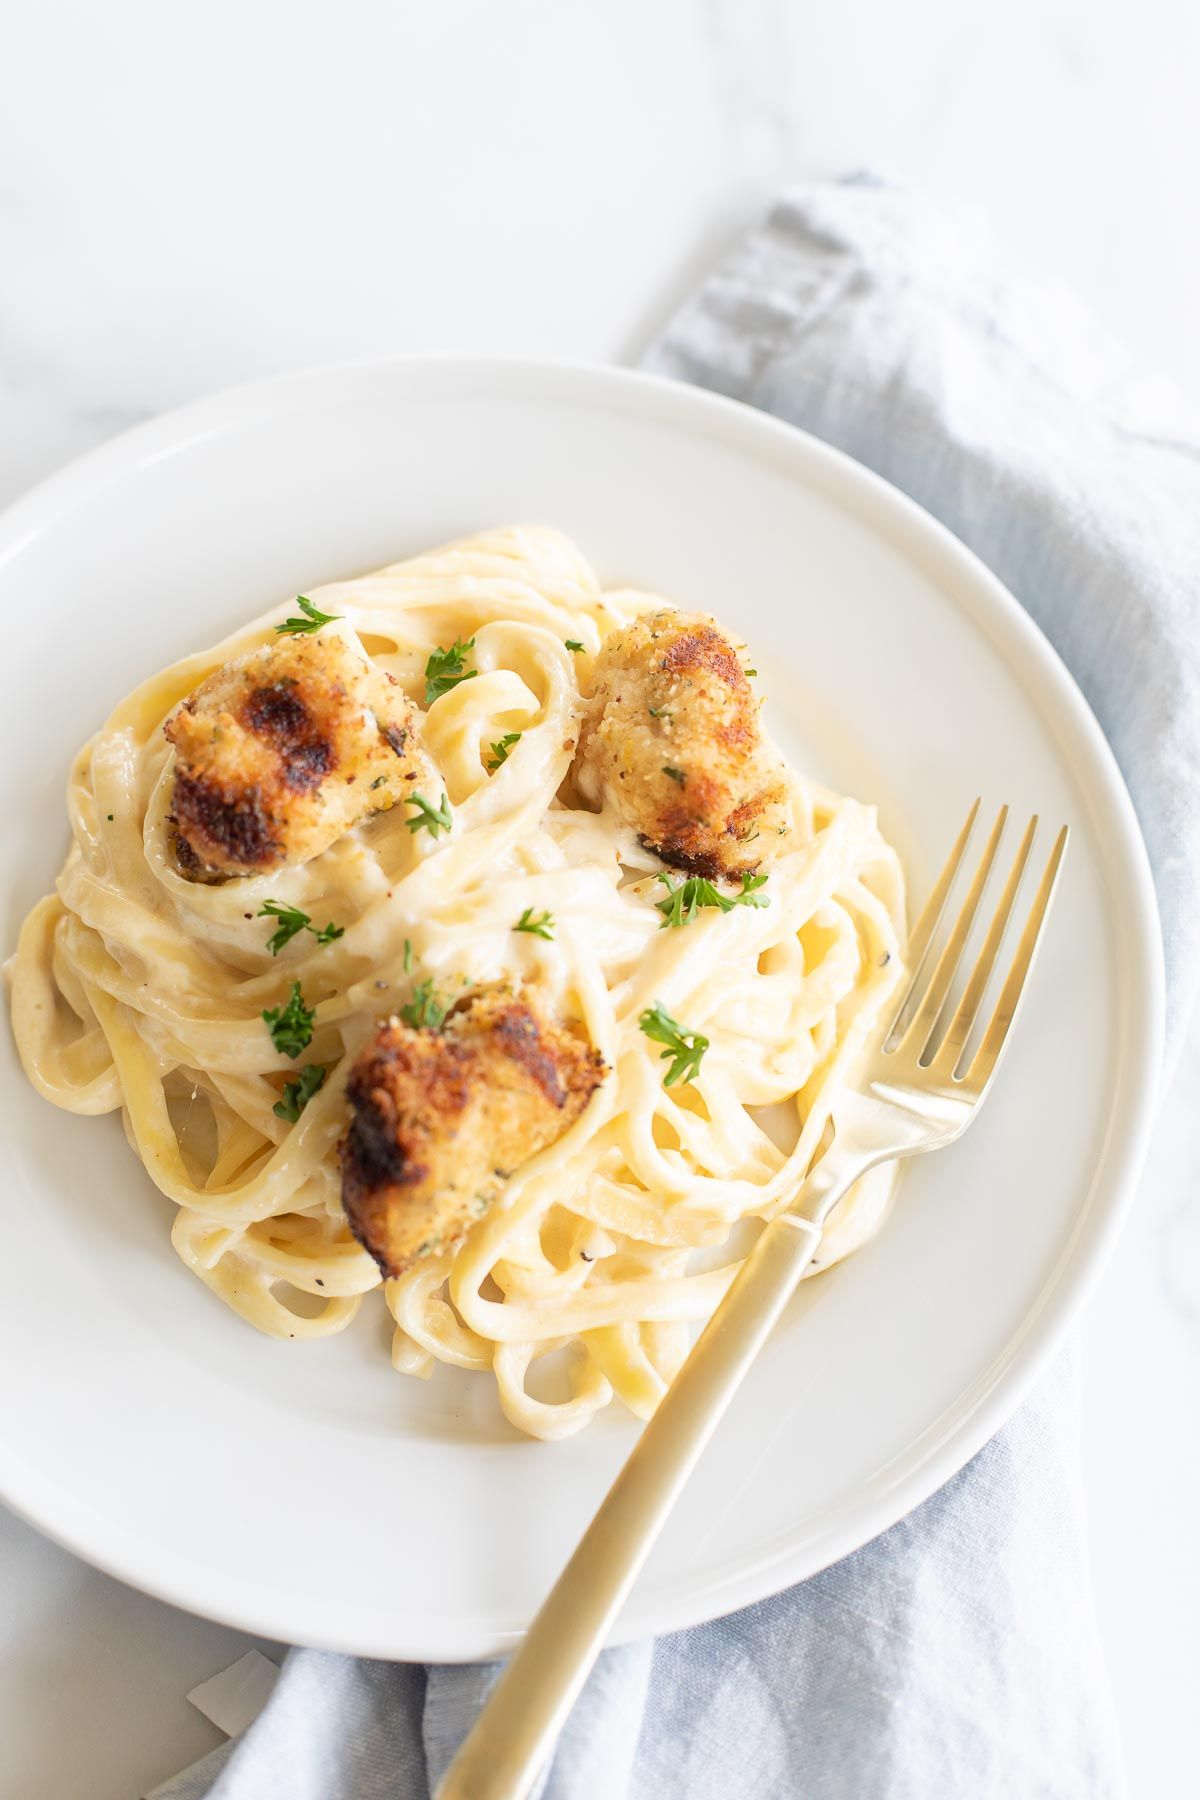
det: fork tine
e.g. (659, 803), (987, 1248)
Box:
(902, 805), (1009, 1059)
(885, 798), (980, 1045)
(963, 825), (1068, 1084)
(933, 815), (1038, 1071)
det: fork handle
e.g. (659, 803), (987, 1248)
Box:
(436, 1210), (826, 1800)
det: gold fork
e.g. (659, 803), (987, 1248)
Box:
(439, 801), (1067, 1800)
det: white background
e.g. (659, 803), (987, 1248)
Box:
(1, 3), (1197, 1795)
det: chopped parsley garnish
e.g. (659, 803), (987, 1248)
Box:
(514, 907), (555, 940)
(273, 1063), (326, 1122)
(258, 900), (344, 955)
(262, 982), (316, 1059)
(662, 766), (686, 785)
(403, 937), (413, 972)
(565, 639), (585, 653)
(735, 870), (770, 902)
(424, 637), (477, 705)
(744, 667), (758, 677)
(638, 1001), (709, 1088)
(370, 774), (388, 790)
(405, 792), (453, 837)
(647, 706), (669, 720)
(275, 595), (340, 636)
(400, 978), (450, 1031)
(654, 870), (770, 929)
(486, 732), (521, 772)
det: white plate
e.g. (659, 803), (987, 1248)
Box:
(0, 358), (1163, 1661)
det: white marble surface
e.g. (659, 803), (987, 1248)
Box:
(1, 3), (1197, 1795)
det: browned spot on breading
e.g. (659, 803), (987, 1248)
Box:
(172, 772), (281, 868)
(660, 630), (755, 751)
(492, 1003), (570, 1106)
(383, 723), (409, 755)
(726, 792), (771, 842)
(244, 682), (309, 740)
(340, 990), (606, 1278)
(242, 683), (336, 793)
(171, 826), (204, 877)
(659, 624), (742, 686)
(283, 738), (334, 792)
(343, 1039), (472, 1211)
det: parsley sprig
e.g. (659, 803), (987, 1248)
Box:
(275, 595), (340, 636)
(273, 1063), (326, 1122)
(405, 792), (453, 837)
(514, 907), (555, 940)
(262, 982), (316, 1059)
(400, 978), (451, 1031)
(654, 870), (769, 929)
(424, 637), (477, 706)
(258, 899), (345, 956)
(486, 732), (521, 772)
(638, 1001), (709, 1088)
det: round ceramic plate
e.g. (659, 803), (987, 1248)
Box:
(0, 358), (1163, 1660)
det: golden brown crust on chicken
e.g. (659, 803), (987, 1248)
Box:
(340, 990), (605, 1277)
(574, 609), (789, 878)
(165, 626), (424, 877)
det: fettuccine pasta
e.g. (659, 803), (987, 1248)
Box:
(8, 526), (904, 1439)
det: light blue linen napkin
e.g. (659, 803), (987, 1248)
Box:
(158, 179), (1200, 1800)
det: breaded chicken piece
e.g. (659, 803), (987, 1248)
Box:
(165, 625), (423, 877)
(574, 609), (788, 879)
(340, 989), (605, 1277)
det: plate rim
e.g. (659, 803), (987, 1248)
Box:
(0, 353), (1166, 1660)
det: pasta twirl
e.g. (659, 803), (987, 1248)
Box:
(8, 526), (905, 1440)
